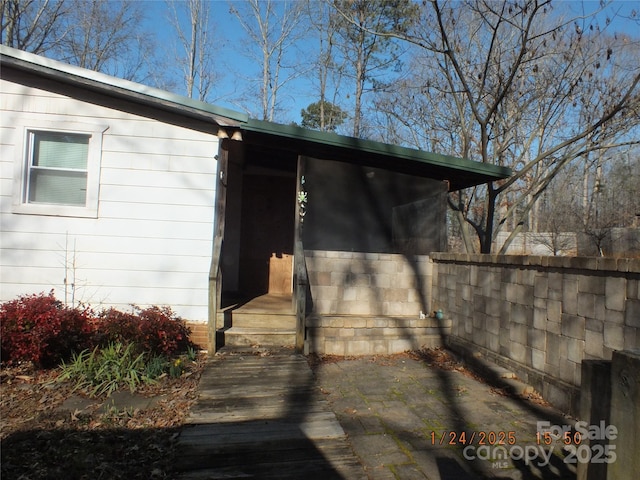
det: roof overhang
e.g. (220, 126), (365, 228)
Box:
(1, 45), (511, 191)
(0, 45), (247, 128)
(242, 120), (511, 191)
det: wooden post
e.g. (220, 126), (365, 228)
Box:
(293, 156), (308, 352)
(208, 141), (229, 353)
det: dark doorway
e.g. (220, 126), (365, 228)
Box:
(238, 174), (296, 297)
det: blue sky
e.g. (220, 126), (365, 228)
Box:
(140, 0), (319, 123)
(138, 0), (640, 125)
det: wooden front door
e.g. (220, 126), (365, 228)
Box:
(239, 174), (295, 296)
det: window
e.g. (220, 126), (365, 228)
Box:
(12, 120), (106, 218)
(26, 131), (90, 206)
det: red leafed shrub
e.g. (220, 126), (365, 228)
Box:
(96, 308), (139, 347)
(98, 305), (192, 357)
(0, 291), (95, 368)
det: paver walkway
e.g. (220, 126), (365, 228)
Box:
(177, 350), (577, 480)
(314, 354), (577, 480)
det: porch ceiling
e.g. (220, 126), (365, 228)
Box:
(242, 120), (511, 191)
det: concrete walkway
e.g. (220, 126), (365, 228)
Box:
(177, 349), (577, 480)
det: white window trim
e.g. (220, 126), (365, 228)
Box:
(12, 119), (108, 218)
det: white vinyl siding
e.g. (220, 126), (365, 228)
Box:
(0, 78), (218, 322)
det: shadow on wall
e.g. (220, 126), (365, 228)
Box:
(299, 161), (578, 479)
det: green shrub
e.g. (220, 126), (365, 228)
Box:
(58, 342), (164, 397)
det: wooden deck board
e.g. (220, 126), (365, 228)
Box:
(176, 352), (366, 479)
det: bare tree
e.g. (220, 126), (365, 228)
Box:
(229, 0), (305, 122)
(365, 0), (640, 253)
(1, 0), (69, 53)
(54, 0), (154, 82)
(166, 0), (218, 101)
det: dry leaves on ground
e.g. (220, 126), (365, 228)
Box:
(0, 353), (206, 480)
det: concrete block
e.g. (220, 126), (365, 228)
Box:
(313, 285), (339, 300)
(578, 292), (595, 319)
(518, 268), (536, 286)
(389, 338), (415, 352)
(486, 316), (500, 336)
(517, 285), (534, 305)
(345, 340), (370, 356)
(605, 276), (626, 311)
(509, 342), (527, 364)
(624, 327), (639, 350)
(382, 302), (403, 316)
(548, 272), (563, 300)
(530, 328), (546, 351)
(533, 307), (547, 330)
(578, 274), (605, 295)
(487, 333), (499, 352)
(624, 299), (640, 328)
(342, 287), (358, 301)
(561, 313), (586, 340)
(384, 288), (409, 303)
(609, 310), (627, 329)
(328, 317), (344, 328)
(607, 349), (640, 480)
(367, 318), (388, 328)
(586, 317), (604, 333)
(487, 297), (501, 317)
(595, 295), (606, 321)
(603, 323), (624, 350)
(324, 340), (345, 356)
(546, 319), (561, 335)
(356, 287), (377, 302)
(501, 267), (517, 284)
(372, 340), (389, 354)
(567, 338), (585, 364)
(534, 276), (548, 298)
(547, 299), (562, 323)
(558, 358), (576, 383)
(339, 328), (355, 338)
(531, 348), (545, 370)
(563, 278), (579, 315)
(585, 329), (604, 358)
(511, 304), (532, 325)
(372, 273), (392, 289)
(460, 284), (472, 302)
(505, 283), (518, 303)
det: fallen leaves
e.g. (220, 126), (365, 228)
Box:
(1, 353), (206, 479)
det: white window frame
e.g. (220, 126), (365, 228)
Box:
(12, 120), (107, 218)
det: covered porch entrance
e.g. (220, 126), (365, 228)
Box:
(213, 140), (299, 350)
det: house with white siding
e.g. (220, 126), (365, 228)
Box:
(0, 46), (510, 353)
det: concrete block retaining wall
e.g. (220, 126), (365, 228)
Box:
(431, 253), (640, 413)
(304, 250), (447, 354)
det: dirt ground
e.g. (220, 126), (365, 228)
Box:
(0, 353), (206, 480)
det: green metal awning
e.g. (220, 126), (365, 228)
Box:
(242, 119), (511, 191)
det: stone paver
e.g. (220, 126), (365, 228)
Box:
(314, 355), (577, 480)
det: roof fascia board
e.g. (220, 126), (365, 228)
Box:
(0, 45), (248, 127)
(244, 118), (511, 181)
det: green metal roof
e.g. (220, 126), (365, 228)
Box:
(1, 45), (511, 190)
(243, 119), (511, 190)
